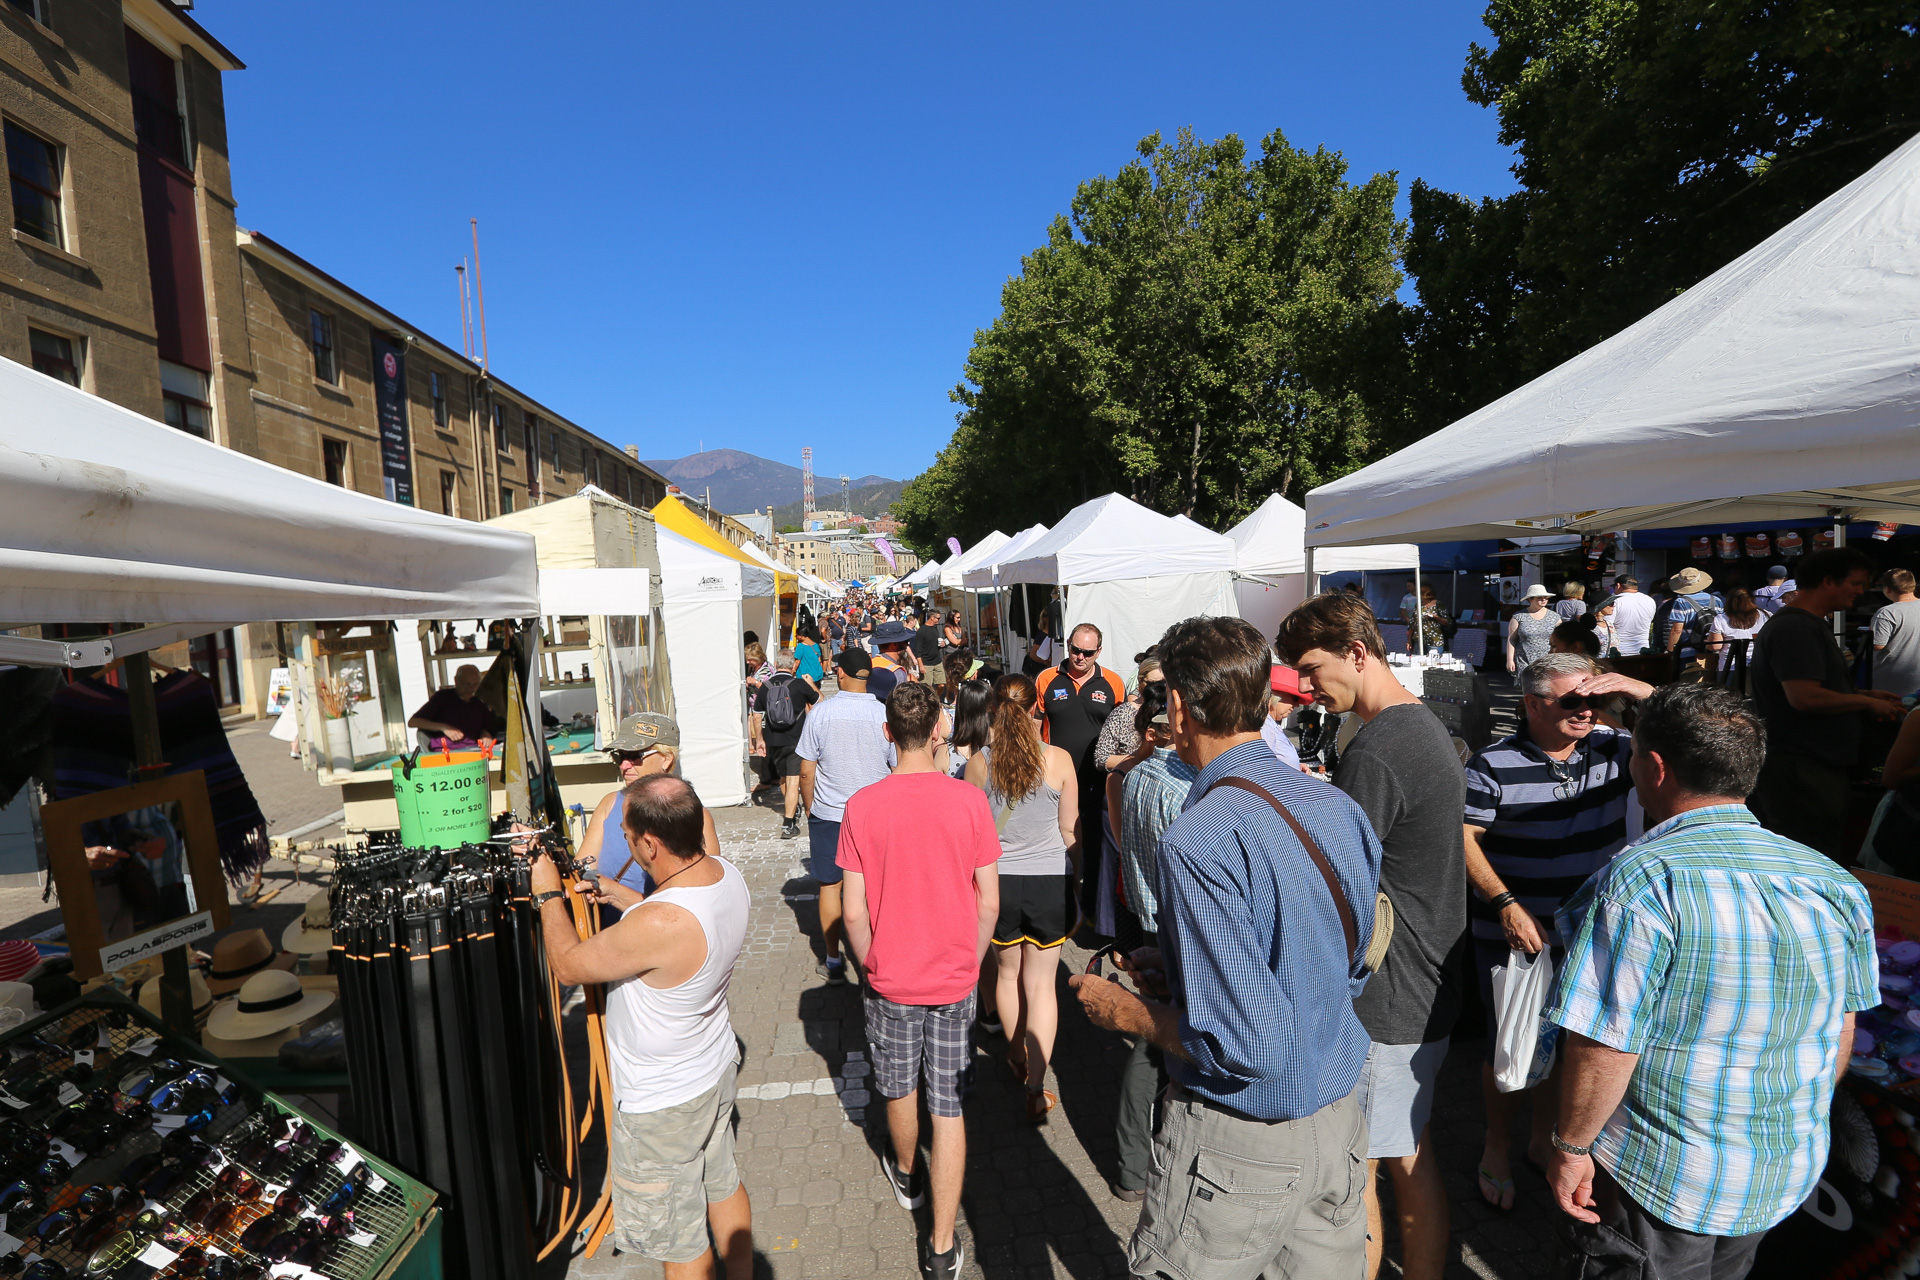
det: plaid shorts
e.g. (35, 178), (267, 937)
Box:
(863, 988), (976, 1118)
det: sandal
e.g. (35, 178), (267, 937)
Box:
(1026, 1088), (1057, 1125)
(1477, 1165), (1515, 1212)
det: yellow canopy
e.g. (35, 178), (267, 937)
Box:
(652, 494), (797, 596)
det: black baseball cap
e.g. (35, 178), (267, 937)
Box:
(834, 648), (872, 678)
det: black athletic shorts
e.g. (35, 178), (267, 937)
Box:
(765, 741), (802, 778)
(992, 873), (1075, 949)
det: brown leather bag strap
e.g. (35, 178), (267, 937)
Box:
(1204, 776), (1359, 963)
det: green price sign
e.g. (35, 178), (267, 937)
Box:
(390, 757), (491, 849)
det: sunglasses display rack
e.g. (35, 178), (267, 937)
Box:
(328, 824), (608, 1280)
(0, 996), (436, 1280)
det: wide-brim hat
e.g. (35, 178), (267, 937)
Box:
(206, 969), (335, 1041)
(281, 894), (333, 956)
(1270, 665), (1303, 700)
(137, 968), (213, 1022)
(203, 928), (297, 995)
(871, 620), (914, 647)
(1523, 583), (1552, 599)
(0, 981), (34, 1016)
(1668, 567), (1713, 594)
(607, 711), (681, 752)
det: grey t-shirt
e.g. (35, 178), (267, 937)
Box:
(1752, 607), (1860, 767)
(1333, 702), (1467, 1045)
(1872, 599), (1920, 695)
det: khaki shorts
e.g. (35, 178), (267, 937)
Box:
(610, 1056), (741, 1263)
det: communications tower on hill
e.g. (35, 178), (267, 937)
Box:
(801, 447), (814, 528)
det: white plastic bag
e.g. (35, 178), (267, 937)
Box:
(1490, 946), (1560, 1093)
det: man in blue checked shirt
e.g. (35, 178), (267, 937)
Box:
(1070, 616), (1382, 1280)
(1545, 683), (1877, 1279)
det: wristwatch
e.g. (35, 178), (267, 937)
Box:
(531, 889), (567, 908)
(1549, 1126), (1594, 1157)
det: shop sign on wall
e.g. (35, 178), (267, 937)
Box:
(372, 336), (414, 506)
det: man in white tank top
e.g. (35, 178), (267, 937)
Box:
(530, 775), (754, 1280)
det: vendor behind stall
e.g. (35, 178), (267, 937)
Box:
(406, 663), (496, 749)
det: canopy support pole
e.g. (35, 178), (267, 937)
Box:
(1303, 546), (1317, 598)
(1833, 516), (1848, 647)
(125, 651), (200, 1044)
(1413, 563), (1425, 656)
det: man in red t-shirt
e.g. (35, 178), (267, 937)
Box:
(838, 681), (1000, 1280)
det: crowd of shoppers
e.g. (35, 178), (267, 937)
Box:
(563, 567), (1911, 1280)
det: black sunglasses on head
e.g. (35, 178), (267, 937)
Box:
(1068, 644), (1099, 658)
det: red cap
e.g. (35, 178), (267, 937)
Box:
(1270, 664), (1303, 699)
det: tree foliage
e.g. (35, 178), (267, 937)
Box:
(894, 129), (1405, 551)
(1406, 0), (1920, 434)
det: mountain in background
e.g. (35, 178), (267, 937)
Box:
(644, 448), (895, 516)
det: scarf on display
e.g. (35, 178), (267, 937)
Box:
(50, 670), (270, 883)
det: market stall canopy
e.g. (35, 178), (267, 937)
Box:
(1229, 494), (1418, 575)
(652, 494), (797, 596)
(488, 487), (659, 572)
(902, 558), (944, 589)
(536, 568), (655, 615)
(0, 359), (537, 623)
(961, 524), (1049, 589)
(938, 531), (1011, 590)
(654, 526), (777, 601)
(1305, 131), (1920, 548)
(997, 495), (1236, 585)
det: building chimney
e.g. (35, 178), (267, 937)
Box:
(624, 445), (640, 461)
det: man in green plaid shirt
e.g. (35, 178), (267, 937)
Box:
(1543, 683), (1879, 1279)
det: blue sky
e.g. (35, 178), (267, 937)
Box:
(197, 1), (1518, 484)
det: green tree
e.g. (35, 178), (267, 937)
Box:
(1405, 0), (1920, 433)
(895, 129), (1406, 550)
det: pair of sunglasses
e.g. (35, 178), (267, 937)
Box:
(1068, 644), (1099, 658)
(609, 748), (656, 765)
(1554, 693), (1609, 712)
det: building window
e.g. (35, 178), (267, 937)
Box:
(429, 370), (447, 427)
(28, 327), (78, 385)
(6, 121), (63, 248)
(323, 438), (348, 487)
(439, 470), (457, 517)
(309, 310), (336, 384)
(4, 0), (42, 23)
(160, 360), (210, 437)
(493, 404), (509, 454)
(524, 414), (538, 486)
(499, 485), (514, 514)
(128, 44), (188, 168)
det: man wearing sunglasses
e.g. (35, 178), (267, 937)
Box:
(1462, 652), (1651, 1210)
(1035, 624), (1127, 899)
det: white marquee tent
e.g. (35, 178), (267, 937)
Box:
(655, 526), (776, 807)
(957, 524), (1049, 660)
(938, 531), (1011, 591)
(1228, 493), (1421, 641)
(1306, 131), (1920, 549)
(0, 356), (538, 633)
(997, 495), (1238, 674)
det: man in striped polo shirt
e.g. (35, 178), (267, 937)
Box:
(1462, 652), (1651, 1210)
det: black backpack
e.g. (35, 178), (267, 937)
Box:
(763, 673), (801, 732)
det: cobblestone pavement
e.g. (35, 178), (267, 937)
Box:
(561, 799), (1566, 1280)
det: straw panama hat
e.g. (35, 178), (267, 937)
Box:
(281, 895), (333, 956)
(204, 928), (297, 996)
(138, 968), (214, 1022)
(1523, 583), (1552, 599)
(206, 969), (334, 1042)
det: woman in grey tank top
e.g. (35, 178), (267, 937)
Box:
(964, 674), (1080, 1124)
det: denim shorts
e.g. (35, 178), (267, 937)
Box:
(609, 1057), (740, 1263)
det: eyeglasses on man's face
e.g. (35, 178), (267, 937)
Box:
(1068, 644), (1099, 659)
